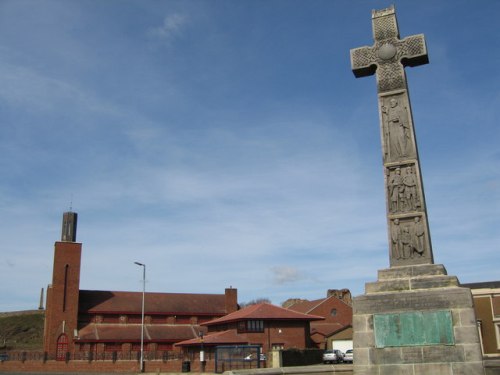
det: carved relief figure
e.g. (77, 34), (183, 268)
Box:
(382, 98), (411, 160)
(401, 226), (412, 259)
(403, 166), (418, 210)
(388, 168), (404, 212)
(391, 219), (402, 259)
(412, 216), (425, 257)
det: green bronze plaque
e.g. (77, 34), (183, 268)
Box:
(374, 310), (454, 347)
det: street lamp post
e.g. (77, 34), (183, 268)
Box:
(134, 262), (146, 373)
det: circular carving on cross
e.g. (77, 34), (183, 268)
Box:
(377, 43), (397, 60)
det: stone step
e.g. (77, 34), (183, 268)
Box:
(365, 275), (459, 294)
(378, 264), (448, 280)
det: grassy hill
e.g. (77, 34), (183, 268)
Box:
(0, 310), (44, 351)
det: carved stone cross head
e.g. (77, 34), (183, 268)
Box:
(350, 5), (429, 93)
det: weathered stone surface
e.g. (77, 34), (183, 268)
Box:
(410, 275), (458, 289)
(371, 347), (402, 365)
(354, 287), (473, 314)
(379, 364), (414, 375)
(458, 308), (478, 326)
(401, 347), (423, 363)
(353, 314), (371, 332)
(353, 331), (375, 348)
(422, 345), (464, 362)
(351, 5), (434, 268)
(352, 366), (380, 375)
(451, 362), (486, 375)
(353, 348), (370, 365)
(414, 363), (452, 375)
(454, 325), (481, 344)
(365, 279), (409, 293)
(377, 264), (447, 280)
(463, 343), (484, 362)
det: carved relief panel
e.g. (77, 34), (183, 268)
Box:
(390, 216), (430, 265)
(380, 94), (416, 163)
(386, 164), (422, 214)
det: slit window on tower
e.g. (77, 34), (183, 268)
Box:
(63, 264), (69, 312)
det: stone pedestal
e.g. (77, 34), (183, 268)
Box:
(353, 264), (484, 375)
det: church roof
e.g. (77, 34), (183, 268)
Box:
(202, 303), (323, 326)
(287, 295), (351, 314)
(287, 298), (325, 314)
(78, 323), (203, 342)
(78, 290), (227, 315)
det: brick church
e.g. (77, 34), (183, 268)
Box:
(43, 211), (238, 360)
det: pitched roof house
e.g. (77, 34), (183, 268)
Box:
(287, 290), (353, 350)
(176, 303), (324, 353)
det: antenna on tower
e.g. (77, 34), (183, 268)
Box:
(69, 194), (73, 212)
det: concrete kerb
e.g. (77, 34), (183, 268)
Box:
(222, 364), (353, 375)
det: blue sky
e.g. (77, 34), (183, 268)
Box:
(1, 0), (499, 311)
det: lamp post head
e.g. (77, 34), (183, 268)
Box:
(134, 261), (144, 267)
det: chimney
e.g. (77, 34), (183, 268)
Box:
(225, 287), (238, 313)
(39, 288), (44, 310)
(61, 212), (78, 242)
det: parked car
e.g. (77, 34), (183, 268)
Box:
(344, 349), (353, 363)
(244, 353), (266, 361)
(322, 349), (344, 364)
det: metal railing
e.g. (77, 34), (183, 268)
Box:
(0, 350), (185, 363)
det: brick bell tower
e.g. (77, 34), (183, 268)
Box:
(43, 212), (82, 360)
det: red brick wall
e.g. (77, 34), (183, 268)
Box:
(0, 359), (194, 373)
(208, 320), (312, 353)
(309, 297), (352, 326)
(43, 242), (82, 357)
(225, 288), (238, 313)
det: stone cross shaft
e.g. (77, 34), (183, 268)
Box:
(350, 6), (434, 267)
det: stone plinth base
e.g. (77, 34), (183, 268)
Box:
(353, 264), (485, 375)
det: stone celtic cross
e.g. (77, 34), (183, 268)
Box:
(350, 5), (434, 266)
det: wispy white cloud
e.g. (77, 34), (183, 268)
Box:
(271, 266), (302, 285)
(148, 13), (188, 42)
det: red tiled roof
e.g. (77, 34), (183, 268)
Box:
(287, 298), (324, 314)
(78, 290), (227, 315)
(78, 323), (203, 342)
(310, 322), (344, 337)
(203, 303), (323, 326)
(176, 330), (249, 347)
(288, 296), (351, 314)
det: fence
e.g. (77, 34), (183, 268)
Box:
(1, 349), (184, 363)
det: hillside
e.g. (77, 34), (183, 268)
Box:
(0, 310), (44, 351)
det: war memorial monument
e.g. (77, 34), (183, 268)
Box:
(350, 6), (485, 375)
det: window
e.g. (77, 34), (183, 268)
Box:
(56, 334), (69, 361)
(330, 308), (337, 316)
(105, 343), (122, 352)
(238, 320), (264, 333)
